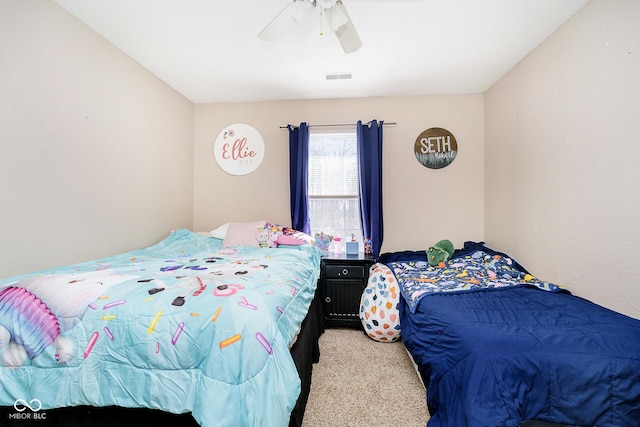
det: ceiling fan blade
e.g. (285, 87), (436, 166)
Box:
(327, 1), (362, 53)
(258, 0), (315, 42)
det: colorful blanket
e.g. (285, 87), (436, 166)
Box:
(0, 229), (321, 427)
(390, 250), (562, 313)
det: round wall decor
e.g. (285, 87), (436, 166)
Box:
(414, 127), (458, 169)
(214, 123), (265, 175)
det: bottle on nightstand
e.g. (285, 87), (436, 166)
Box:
(330, 235), (345, 255)
(345, 234), (359, 255)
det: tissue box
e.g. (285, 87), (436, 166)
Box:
(345, 241), (359, 255)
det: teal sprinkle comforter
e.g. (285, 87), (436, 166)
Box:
(0, 229), (321, 426)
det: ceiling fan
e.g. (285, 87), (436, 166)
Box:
(258, 0), (363, 54)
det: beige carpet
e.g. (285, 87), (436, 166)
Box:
(302, 328), (430, 427)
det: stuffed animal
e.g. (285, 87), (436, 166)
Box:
(314, 232), (333, 253)
(256, 227), (269, 248)
(267, 225), (280, 248)
(0, 270), (135, 367)
(427, 239), (455, 267)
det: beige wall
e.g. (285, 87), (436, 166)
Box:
(0, 0), (195, 277)
(4, 0), (637, 319)
(194, 95), (485, 254)
(485, 0), (640, 318)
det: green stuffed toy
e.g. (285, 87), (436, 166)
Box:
(427, 239), (455, 267)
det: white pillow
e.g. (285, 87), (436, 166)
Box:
(210, 223), (230, 239)
(221, 221), (267, 247)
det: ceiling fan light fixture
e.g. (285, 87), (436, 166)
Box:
(259, 0), (361, 54)
(317, 0), (338, 9)
(290, 0), (316, 25)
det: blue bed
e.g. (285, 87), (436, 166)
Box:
(380, 242), (640, 427)
(0, 229), (322, 427)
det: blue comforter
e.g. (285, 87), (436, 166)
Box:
(0, 229), (321, 426)
(385, 243), (640, 426)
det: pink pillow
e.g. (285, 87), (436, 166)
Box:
(276, 235), (307, 246)
(222, 221), (266, 247)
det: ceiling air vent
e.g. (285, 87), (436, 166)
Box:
(325, 72), (353, 81)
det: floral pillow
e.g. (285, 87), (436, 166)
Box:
(264, 222), (314, 247)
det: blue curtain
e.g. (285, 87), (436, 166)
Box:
(357, 120), (384, 259)
(288, 123), (311, 234)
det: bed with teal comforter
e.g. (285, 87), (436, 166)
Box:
(0, 229), (321, 426)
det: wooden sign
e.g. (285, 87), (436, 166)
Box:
(414, 127), (458, 169)
(214, 123), (265, 175)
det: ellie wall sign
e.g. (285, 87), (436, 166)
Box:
(414, 127), (458, 169)
(214, 123), (265, 175)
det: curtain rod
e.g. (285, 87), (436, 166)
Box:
(280, 121), (396, 129)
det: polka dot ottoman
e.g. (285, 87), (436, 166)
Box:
(360, 263), (401, 342)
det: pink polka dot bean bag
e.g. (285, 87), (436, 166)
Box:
(360, 263), (401, 342)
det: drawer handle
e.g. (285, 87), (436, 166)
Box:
(325, 297), (331, 303)
(341, 268), (349, 276)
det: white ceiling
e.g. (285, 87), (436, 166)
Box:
(52, 0), (589, 104)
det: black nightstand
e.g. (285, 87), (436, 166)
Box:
(319, 253), (375, 328)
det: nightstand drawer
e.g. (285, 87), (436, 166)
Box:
(324, 264), (367, 279)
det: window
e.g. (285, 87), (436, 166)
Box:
(307, 128), (363, 246)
